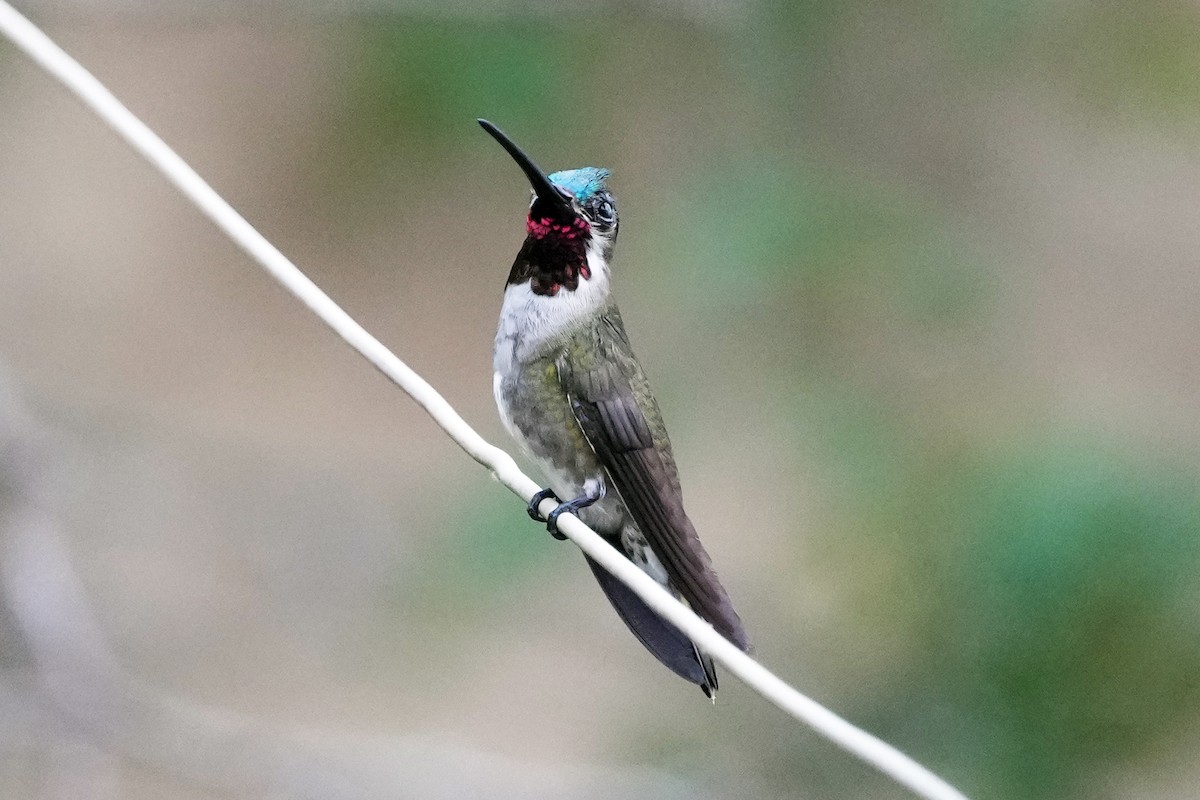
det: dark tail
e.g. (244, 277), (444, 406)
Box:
(584, 555), (717, 698)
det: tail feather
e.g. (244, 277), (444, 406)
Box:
(584, 555), (716, 697)
(696, 648), (718, 700)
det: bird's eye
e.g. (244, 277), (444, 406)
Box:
(594, 200), (615, 224)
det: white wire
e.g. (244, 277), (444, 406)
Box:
(0, 4), (970, 799)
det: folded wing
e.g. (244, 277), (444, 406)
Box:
(558, 316), (749, 650)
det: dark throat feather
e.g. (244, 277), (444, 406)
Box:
(508, 215), (592, 296)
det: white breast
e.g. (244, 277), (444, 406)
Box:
(492, 241), (611, 378)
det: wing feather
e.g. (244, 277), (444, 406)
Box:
(559, 315), (749, 650)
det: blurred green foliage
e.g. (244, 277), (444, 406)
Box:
(947, 442), (1200, 798)
(322, 16), (603, 203)
(654, 150), (989, 328)
(402, 487), (558, 619)
(1047, 3), (1200, 117)
(342, 19), (586, 152)
(868, 438), (1200, 800)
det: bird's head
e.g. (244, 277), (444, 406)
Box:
(479, 119), (618, 296)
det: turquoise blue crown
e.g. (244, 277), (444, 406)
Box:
(549, 167), (611, 201)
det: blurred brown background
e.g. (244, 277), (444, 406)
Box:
(2, 2), (1199, 798)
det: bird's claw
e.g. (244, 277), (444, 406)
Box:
(528, 487), (568, 539)
(545, 505), (571, 540)
(529, 487), (601, 541)
(544, 493), (600, 540)
(527, 487), (559, 521)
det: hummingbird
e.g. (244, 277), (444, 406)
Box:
(479, 119), (750, 698)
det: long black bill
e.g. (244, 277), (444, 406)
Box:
(478, 119), (573, 220)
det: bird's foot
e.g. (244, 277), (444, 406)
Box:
(545, 491), (600, 540)
(527, 487), (559, 522)
(528, 487), (569, 540)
